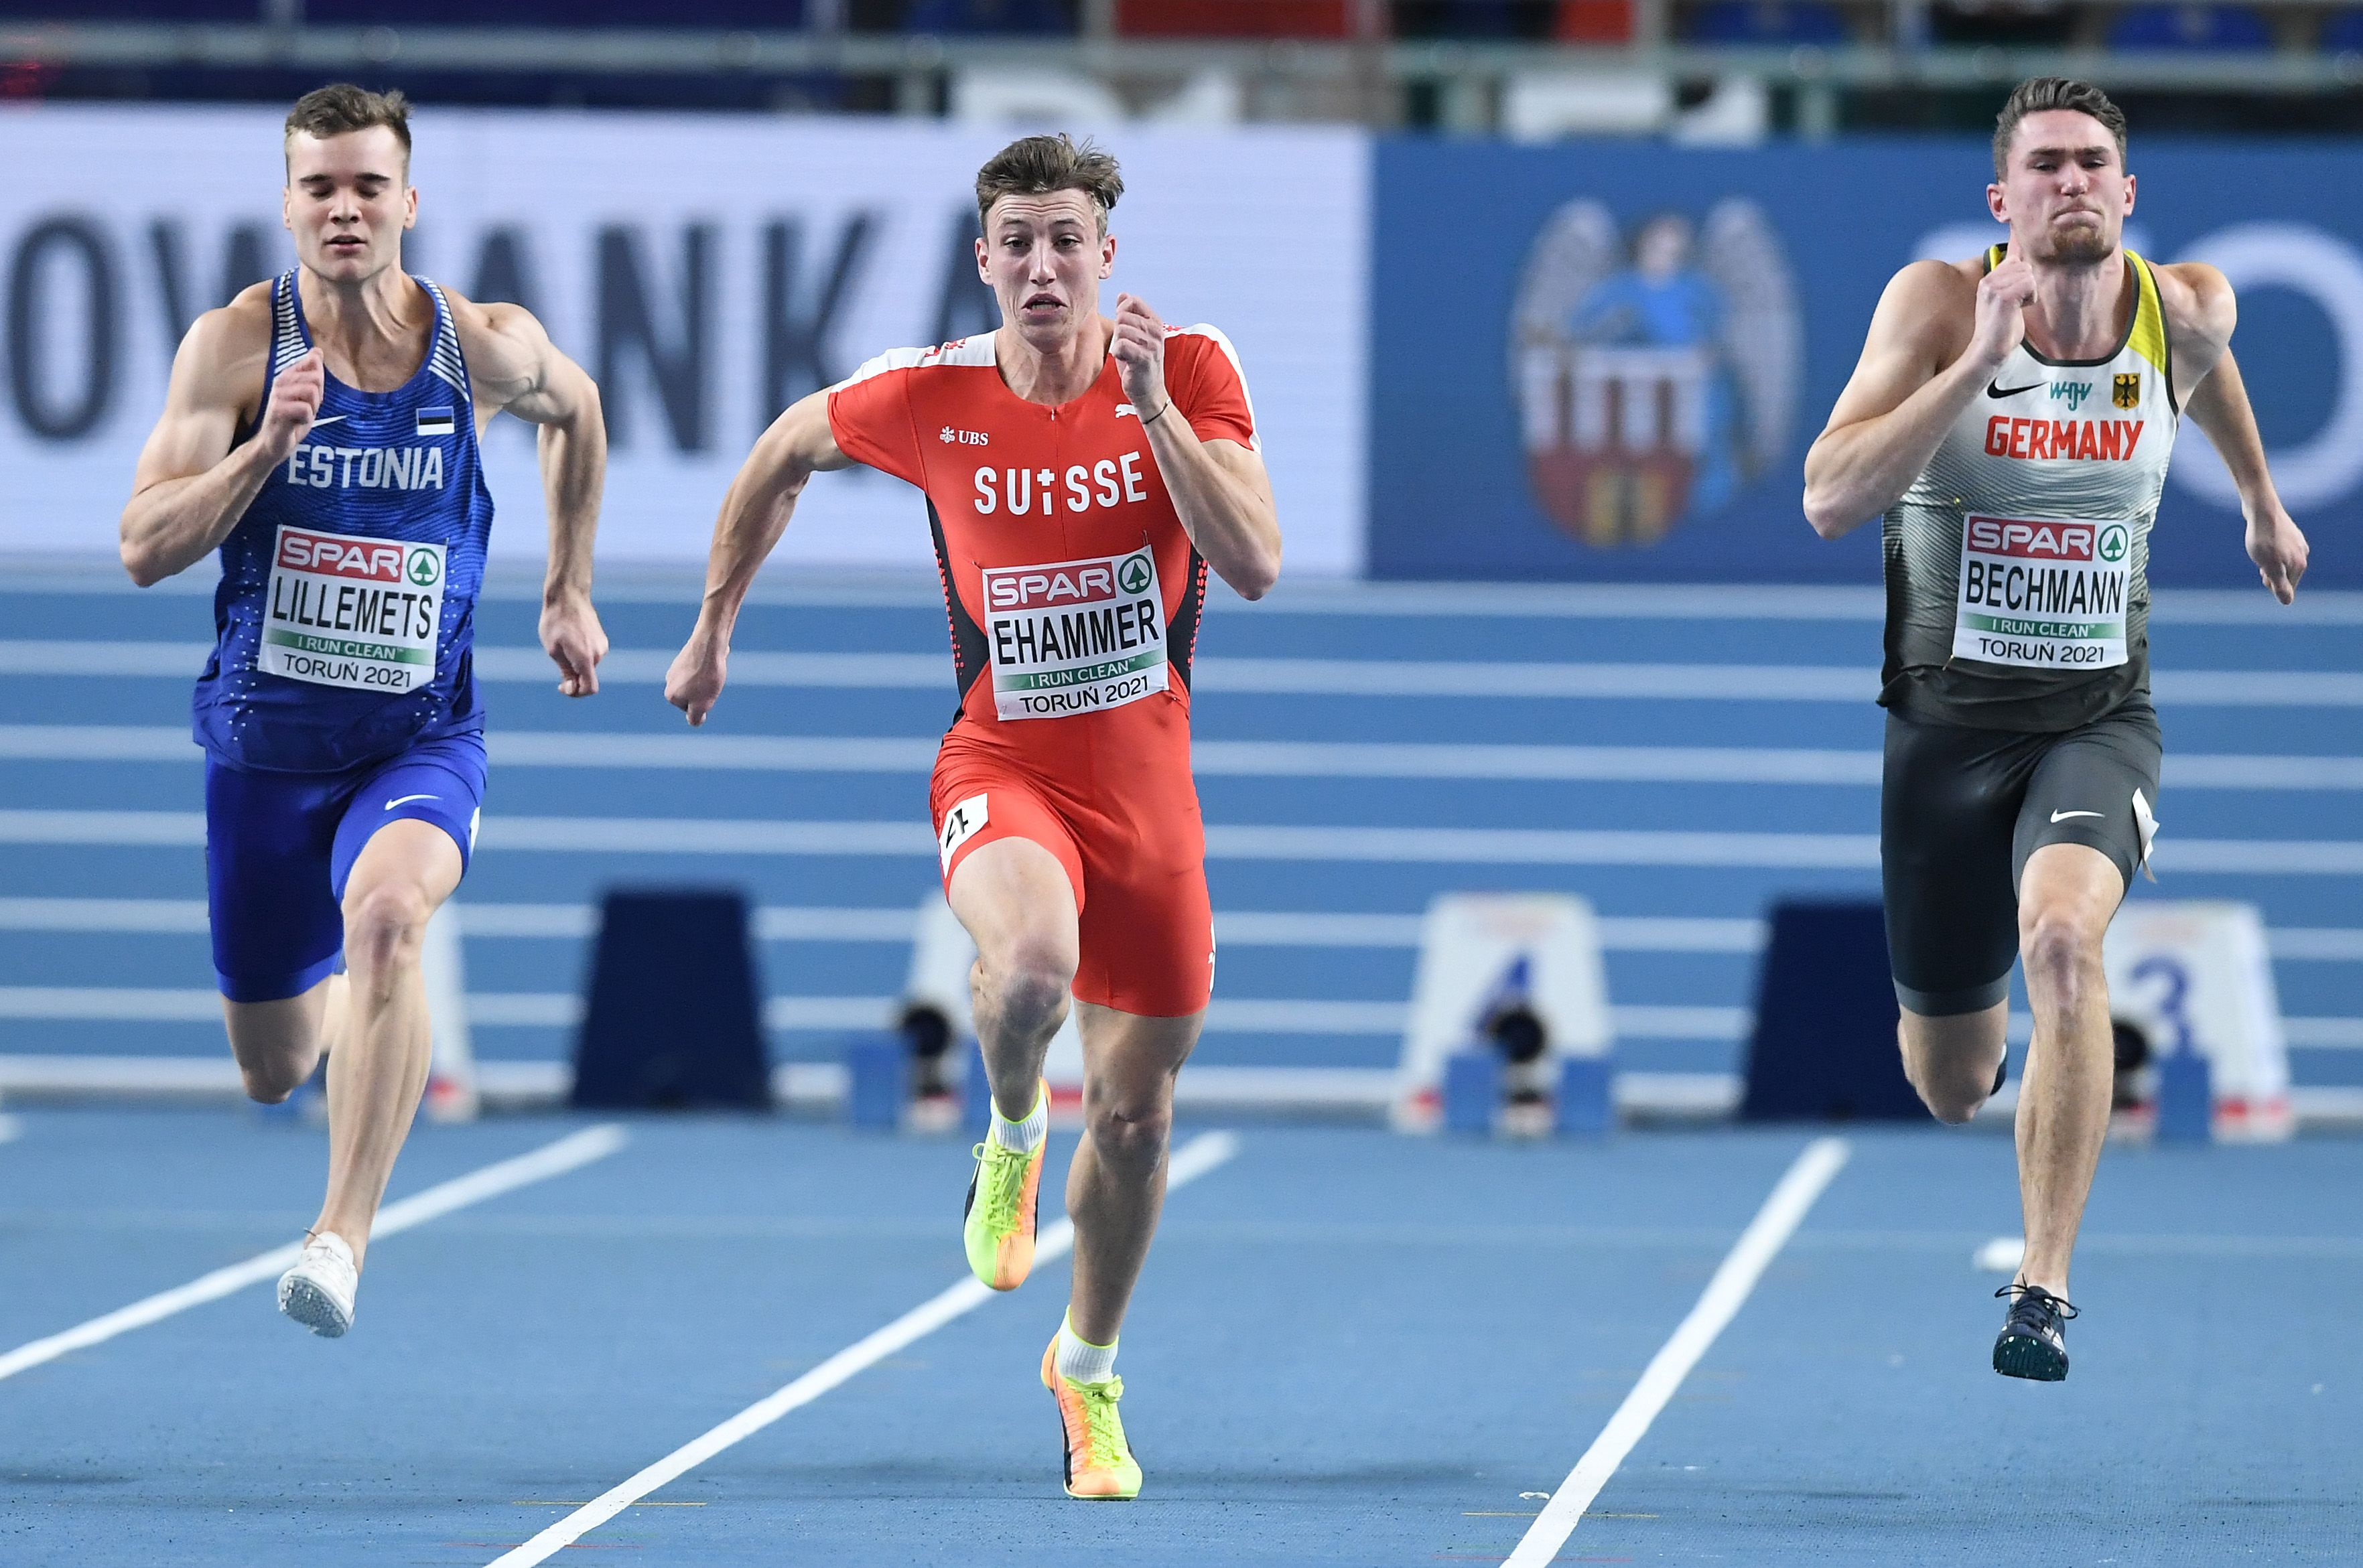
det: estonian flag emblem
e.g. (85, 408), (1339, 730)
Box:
(415, 408), (456, 437)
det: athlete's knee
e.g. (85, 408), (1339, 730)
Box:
(231, 1033), (318, 1103)
(1899, 1021), (2001, 1125)
(979, 938), (1077, 1025)
(1911, 1068), (1990, 1127)
(2021, 913), (2104, 1011)
(1084, 1088), (1173, 1172)
(341, 879), (435, 976)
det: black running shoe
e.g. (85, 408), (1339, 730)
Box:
(1993, 1283), (2078, 1381)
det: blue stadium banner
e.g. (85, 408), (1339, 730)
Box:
(1369, 137), (2363, 587)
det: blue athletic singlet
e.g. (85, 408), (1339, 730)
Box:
(192, 270), (494, 774)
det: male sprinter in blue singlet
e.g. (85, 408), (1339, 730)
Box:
(119, 85), (607, 1337)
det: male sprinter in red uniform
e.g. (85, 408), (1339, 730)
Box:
(667, 133), (1279, 1498)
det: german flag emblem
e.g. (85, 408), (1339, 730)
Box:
(2112, 373), (2141, 410)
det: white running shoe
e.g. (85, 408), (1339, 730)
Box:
(277, 1232), (358, 1338)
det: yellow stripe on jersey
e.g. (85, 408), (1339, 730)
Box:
(2126, 251), (2171, 378)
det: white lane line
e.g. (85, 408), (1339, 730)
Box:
(0, 1123), (627, 1384)
(1505, 1136), (1850, 1568)
(0, 902), (1749, 954)
(483, 1128), (1239, 1568)
(13, 810), (2361, 873)
(12, 640), (2363, 706)
(15, 565), (2363, 623)
(19, 723), (2363, 792)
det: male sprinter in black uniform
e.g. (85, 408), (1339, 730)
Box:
(1803, 78), (2308, 1378)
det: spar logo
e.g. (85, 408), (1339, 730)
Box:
(982, 550), (1152, 612)
(276, 527), (440, 583)
(1965, 516), (2100, 562)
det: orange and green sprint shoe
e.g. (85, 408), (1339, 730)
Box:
(1041, 1336), (1142, 1500)
(961, 1088), (1047, 1291)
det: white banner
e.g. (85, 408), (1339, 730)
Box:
(0, 106), (1368, 573)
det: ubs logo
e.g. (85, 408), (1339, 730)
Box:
(940, 426), (989, 446)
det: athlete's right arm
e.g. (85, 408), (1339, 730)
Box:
(1802, 257), (2029, 540)
(119, 293), (321, 587)
(663, 386), (854, 726)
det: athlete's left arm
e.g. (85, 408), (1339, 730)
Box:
(2160, 262), (2309, 603)
(1111, 296), (1282, 601)
(454, 296), (612, 695)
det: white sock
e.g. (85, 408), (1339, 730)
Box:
(990, 1081), (1047, 1153)
(1055, 1311), (1117, 1386)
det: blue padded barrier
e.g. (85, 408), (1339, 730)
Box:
(570, 888), (771, 1110)
(1740, 900), (1927, 1122)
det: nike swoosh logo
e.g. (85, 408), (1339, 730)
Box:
(1987, 380), (2044, 399)
(1115, 405), (1138, 419)
(308, 414), (348, 427)
(2050, 810), (2104, 823)
(384, 794), (439, 810)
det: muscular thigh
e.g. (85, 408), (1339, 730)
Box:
(1881, 712), (2040, 1016)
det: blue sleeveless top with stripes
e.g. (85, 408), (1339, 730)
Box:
(193, 271), (494, 774)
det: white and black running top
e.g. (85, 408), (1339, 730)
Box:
(1882, 246), (2179, 733)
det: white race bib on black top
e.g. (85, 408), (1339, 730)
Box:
(1951, 512), (2131, 671)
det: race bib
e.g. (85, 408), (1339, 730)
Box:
(980, 546), (1168, 721)
(258, 524), (445, 693)
(1952, 512), (2129, 670)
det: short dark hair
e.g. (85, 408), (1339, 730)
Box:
(1993, 77), (2127, 181)
(284, 84), (412, 174)
(974, 133), (1123, 236)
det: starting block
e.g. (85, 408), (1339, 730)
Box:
(2105, 901), (2289, 1141)
(1399, 894), (1614, 1137)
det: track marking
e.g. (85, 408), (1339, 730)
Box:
(1504, 1137), (1850, 1568)
(0, 1124), (627, 1384)
(484, 1129), (1241, 1568)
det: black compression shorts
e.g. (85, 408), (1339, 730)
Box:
(1881, 702), (2161, 1017)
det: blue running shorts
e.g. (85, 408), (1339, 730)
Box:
(204, 732), (488, 1003)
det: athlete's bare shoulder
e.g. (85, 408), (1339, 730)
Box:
(2149, 259), (2236, 352)
(1875, 258), (1981, 353)
(436, 285), (547, 390)
(173, 281), (278, 417)
(433, 283), (598, 425)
